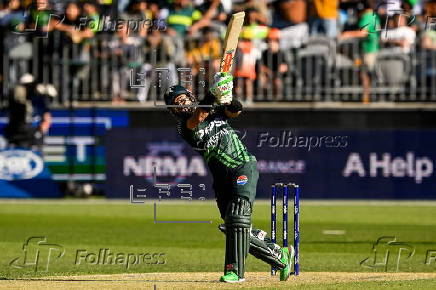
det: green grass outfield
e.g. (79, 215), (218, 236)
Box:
(1, 199), (436, 289)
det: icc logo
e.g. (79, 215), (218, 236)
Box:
(9, 237), (64, 272)
(360, 236), (415, 272)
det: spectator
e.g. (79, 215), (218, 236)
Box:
(0, 0), (25, 33)
(118, 0), (130, 14)
(377, 0), (401, 16)
(419, 0), (436, 93)
(146, 0), (164, 19)
(233, 0), (269, 24)
(240, 8), (269, 41)
(195, 0), (228, 34)
(55, 2), (93, 44)
(97, 0), (115, 17)
(139, 29), (178, 101)
(186, 27), (221, 75)
(260, 28), (288, 100)
(401, 0), (419, 31)
(270, 0), (309, 50)
(121, 0), (152, 38)
(0, 0), (26, 74)
(110, 24), (143, 103)
(422, 28), (436, 49)
(234, 37), (257, 104)
(2, 0), (434, 104)
(381, 13), (416, 53)
(339, 0), (380, 103)
(165, 0), (206, 66)
(53, 2), (94, 102)
(411, 0), (424, 16)
(280, 23), (309, 50)
(28, 0), (54, 35)
(166, 0), (204, 37)
(309, 0), (339, 38)
(196, 0), (227, 23)
(25, 0), (59, 85)
(338, 0), (361, 32)
(271, 0), (307, 29)
(83, 1), (101, 34)
(220, 0), (233, 14)
(421, 0), (436, 50)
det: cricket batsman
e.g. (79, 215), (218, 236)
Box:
(164, 72), (294, 283)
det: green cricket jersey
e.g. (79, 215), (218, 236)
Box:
(177, 106), (253, 169)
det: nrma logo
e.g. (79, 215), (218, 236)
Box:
(0, 150), (44, 180)
(123, 142), (207, 184)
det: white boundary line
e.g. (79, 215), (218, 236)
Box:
(1, 199), (436, 206)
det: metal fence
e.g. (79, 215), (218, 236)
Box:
(1, 31), (435, 106)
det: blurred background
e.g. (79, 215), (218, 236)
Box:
(0, 0), (435, 199)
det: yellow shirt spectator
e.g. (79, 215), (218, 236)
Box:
(313, 0), (338, 19)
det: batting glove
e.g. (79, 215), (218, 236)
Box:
(209, 72), (233, 105)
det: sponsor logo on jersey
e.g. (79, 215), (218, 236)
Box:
(205, 128), (230, 148)
(196, 120), (226, 139)
(236, 175), (248, 185)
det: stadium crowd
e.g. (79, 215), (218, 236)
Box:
(0, 0), (435, 104)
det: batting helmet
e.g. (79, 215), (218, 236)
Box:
(164, 85), (197, 119)
(164, 85), (193, 106)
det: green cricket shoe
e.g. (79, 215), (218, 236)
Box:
(220, 271), (245, 283)
(279, 246), (295, 281)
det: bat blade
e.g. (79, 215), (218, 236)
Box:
(220, 11), (245, 73)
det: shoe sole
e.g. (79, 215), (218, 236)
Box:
(221, 278), (245, 283)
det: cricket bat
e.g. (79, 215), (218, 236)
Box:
(220, 12), (245, 73)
